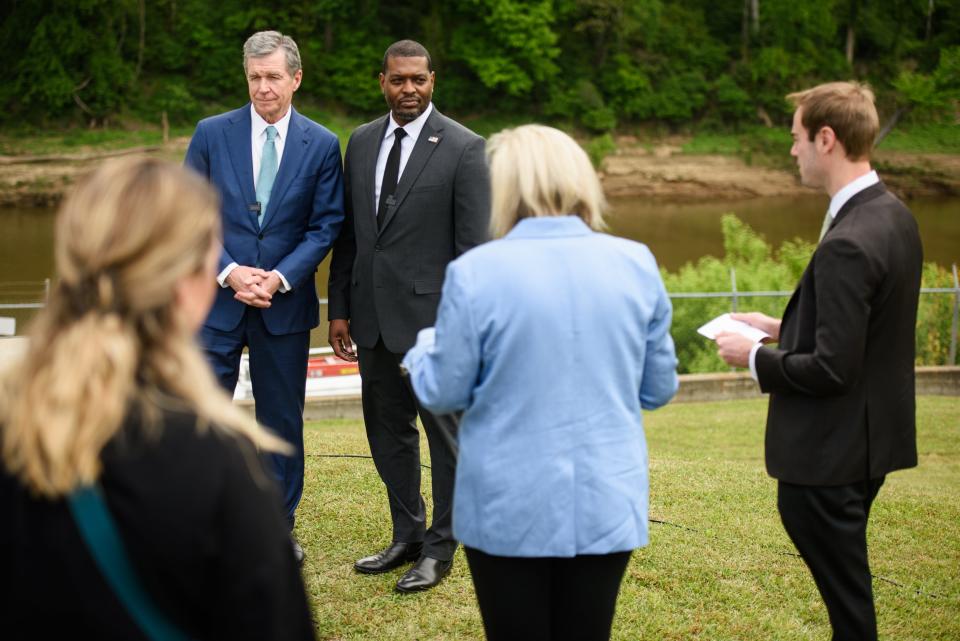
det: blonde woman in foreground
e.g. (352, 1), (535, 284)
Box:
(0, 158), (316, 640)
(402, 125), (679, 641)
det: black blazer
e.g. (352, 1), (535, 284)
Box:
(0, 408), (313, 640)
(756, 182), (923, 485)
(328, 108), (490, 353)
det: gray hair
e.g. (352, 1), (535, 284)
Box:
(243, 31), (301, 76)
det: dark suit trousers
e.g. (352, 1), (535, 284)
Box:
(358, 338), (458, 561)
(464, 547), (632, 641)
(777, 477), (886, 641)
(200, 307), (309, 529)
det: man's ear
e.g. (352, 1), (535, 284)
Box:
(817, 126), (837, 154)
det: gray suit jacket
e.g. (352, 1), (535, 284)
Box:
(328, 107), (490, 353)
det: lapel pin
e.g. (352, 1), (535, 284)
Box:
(428, 136), (439, 144)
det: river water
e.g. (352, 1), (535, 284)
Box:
(3, 195), (958, 343)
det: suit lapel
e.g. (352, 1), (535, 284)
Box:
(784, 183), (887, 337)
(224, 108), (258, 232)
(378, 110), (444, 235)
(261, 108), (308, 231)
(827, 181), (886, 236)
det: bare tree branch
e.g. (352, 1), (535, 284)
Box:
(875, 105), (912, 147)
(73, 91), (93, 116)
(134, 0), (145, 80)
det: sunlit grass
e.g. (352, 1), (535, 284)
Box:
(296, 396), (960, 640)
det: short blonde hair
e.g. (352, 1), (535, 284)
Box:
(486, 125), (606, 238)
(786, 81), (879, 161)
(1, 157), (287, 497)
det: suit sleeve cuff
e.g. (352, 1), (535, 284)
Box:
(217, 262), (238, 288)
(272, 270), (291, 293)
(748, 342), (763, 382)
(401, 327), (437, 376)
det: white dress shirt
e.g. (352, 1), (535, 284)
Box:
(748, 170), (880, 380)
(217, 105), (294, 291)
(374, 102), (433, 216)
(250, 104), (291, 187)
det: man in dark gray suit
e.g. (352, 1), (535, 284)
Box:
(716, 82), (922, 640)
(327, 40), (490, 593)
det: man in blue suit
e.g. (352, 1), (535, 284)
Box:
(185, 31), (344, 563)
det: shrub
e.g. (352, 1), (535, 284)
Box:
(663, 215), (955, 373)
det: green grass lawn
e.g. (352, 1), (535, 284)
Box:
(0, 125), (198, 156)
(295, 396), (960, 640)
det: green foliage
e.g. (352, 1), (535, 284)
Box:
(712, 74), (755, 124)
(893, 46), (960, 120)
(546, 79), (617, 132)
(662, 215), (806, 374)
(662, 215), (955, 374)
(916, 263), (958, 367)
(679, 127), (795, 169)
(0, 0), (957, 132)
(4, 1), (139, 123)
(451, 0), (559, 98)
(875, 123), (960, 153)
(134, 77), (201, 124)
(584, 133), (616, 168)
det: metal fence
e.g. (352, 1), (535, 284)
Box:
(3, 265), (959, 364)
(667, 264), (960, 365)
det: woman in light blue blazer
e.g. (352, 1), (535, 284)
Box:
(402, 124), (678, 641)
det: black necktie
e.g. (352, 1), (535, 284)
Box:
(378, 128), (406, 229)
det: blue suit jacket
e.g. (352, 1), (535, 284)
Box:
(185, 105), (344, 335)
(403, 216), (678, 557)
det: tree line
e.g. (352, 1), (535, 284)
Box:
(1, 0), (957, 132)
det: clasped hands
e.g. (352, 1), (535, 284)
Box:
(715, 312), (781, 368)
(226, 266), (281, 308)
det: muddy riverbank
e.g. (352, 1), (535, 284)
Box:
(600, 140), (960, 201)
(1, 137), (957, 207)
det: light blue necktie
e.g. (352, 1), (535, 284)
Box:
(256, 125), (278, 228)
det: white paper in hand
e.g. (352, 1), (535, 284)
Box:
(697, 313), (770, 343)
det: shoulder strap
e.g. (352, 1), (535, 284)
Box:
(68, 484), (193, 641)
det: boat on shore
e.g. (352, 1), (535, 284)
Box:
(232, 347), (361, 401)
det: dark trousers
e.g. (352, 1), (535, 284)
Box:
(358, 337), (459, 561)
(777, 477), (886, 641)
(464, 547), (632, 641)
(200, 307), (309, 529)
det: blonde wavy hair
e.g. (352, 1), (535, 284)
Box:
(0, 157), (288, 497)
(486, 124), (607, 239)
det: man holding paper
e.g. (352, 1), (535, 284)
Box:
(714, 82), (922, 641)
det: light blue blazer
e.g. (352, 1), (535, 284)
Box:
(403, 216), (678, 557)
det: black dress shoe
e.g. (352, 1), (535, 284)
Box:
(354, 541), (423, 574)
(395, 556), (453, 593)
(291, 537), (306, 566)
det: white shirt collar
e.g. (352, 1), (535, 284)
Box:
(828, 170), (879, 219)
(250, 104), (292, 141)
(383, 102), (433, 144)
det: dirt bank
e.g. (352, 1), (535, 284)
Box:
(0, 139), (190, 208)
(601, 141), (960, 201)
(1, 137), (957, 208)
